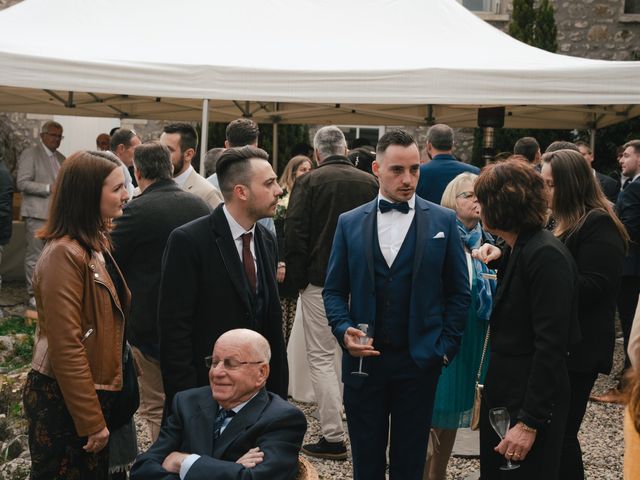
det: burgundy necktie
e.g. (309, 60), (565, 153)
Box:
(241, 233), (257, 292)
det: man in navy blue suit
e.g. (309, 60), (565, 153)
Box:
(415, 123), (479, 204)
(323, 130), (470, 479)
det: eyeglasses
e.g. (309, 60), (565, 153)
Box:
(44, 132), (64, 139)
(205, 356), (264, 370)
(456, 191), (476, 199)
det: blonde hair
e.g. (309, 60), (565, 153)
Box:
(440, 172), (478, 210)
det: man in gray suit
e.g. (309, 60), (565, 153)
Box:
(160, 123), (223, 209)
(17, 120), (65, 306)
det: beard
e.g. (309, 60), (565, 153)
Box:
(173, 154), (185, 177)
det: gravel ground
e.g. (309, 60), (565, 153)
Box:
(1, 282), (625, 479)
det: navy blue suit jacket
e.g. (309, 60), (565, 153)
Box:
(415, 154), (480, 204)
(323, 196), (470, 385)
(131, 388), (306, 480)
(616, 177), (640, 277)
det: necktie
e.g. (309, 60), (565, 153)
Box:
(622, 180), (629, 190)
(241, 233), (257, 292)
(379, 199), (410, 214)
(49, 154), (60, 177)
(212, 408), (236, 445)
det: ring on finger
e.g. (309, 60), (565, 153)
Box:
(506, 451), (514, 456)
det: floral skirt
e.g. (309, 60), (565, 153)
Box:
(23, 370), (114, 480)
(281, 297), (297, 346)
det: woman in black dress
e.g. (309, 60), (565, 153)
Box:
(541, 149), (627, 479)
(473, 159), (579, 479)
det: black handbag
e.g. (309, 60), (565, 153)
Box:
(107, 343), (139, 430)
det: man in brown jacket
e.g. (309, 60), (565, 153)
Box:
(285, 126), (378, 459)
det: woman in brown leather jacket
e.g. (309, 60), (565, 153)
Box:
(22, 150), (130, 479)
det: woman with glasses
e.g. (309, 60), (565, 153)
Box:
(23, 151), (130, 479)
(424, 173), (496, 480)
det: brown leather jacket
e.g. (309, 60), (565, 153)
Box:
(31, 236), (130, 437)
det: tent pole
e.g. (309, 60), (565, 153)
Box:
(589, 128), (596, 152)
(272, 122), (279, 173)
(200, 98), (209, 176)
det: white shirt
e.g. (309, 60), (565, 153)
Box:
(223, 205), (257, 286)
(174, 164), (194, 188)
(376, 193), (416, 267)
(179, 392), (260, 479)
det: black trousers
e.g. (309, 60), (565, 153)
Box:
(617, 275), (640, 373)
(343, 348), (441, 480)
(558, 370), (598, 480)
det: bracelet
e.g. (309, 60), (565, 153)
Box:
(517, 421), (537, 433)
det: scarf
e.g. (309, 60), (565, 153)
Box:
(456, 219), (496, 322)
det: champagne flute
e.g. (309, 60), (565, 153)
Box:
(489, 407), (520, 471)
(351, 323), (371, 377)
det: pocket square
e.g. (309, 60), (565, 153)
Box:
(433, 232), (445, 239)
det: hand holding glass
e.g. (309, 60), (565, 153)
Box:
(489, 407), (520, 471)
(351, 323), (371, 377)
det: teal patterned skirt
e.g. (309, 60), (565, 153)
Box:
(431, 286), (490, 429)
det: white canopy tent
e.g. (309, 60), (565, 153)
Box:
(0, 0), (639, 132)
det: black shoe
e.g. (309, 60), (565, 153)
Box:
(301, 437), (348, 460)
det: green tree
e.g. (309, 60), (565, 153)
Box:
(535, 0), (558, 53)
(508, 0), (535, 44)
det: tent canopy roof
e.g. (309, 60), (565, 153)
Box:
(0, 0), (639, 129)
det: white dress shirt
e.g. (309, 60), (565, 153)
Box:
(222, 205), (257, 285)
(376, 193), (416, 267)
(174, 164), (194, 188)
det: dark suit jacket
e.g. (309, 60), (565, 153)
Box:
(415, 153), (480, 204)
(323, 196), (470, 385)
(158, 206), (288, 406)
(596, 170), (619, 203)
(616, 177), (640, 277)
(562, 209), (625, 374)
(130, 387), (306, 480)
(111, 179), (211, 354)
(485, 229), (579, 429)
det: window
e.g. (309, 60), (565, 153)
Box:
(625, 0), (640, 13)
(339, 126), (385, 149)
(457, 0), (501, 13)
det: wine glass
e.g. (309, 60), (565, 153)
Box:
(489, 407), (520, 471)
(351, 323), (371, 377)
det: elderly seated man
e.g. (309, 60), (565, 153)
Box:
(131, 329), (306, 480)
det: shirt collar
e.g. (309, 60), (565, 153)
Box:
(173, 164), (194, 188)
(377, 192), (415, 210)
(40, 140), (55, 157)
(223, 204), (256, 240)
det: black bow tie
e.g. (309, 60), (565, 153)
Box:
(379, 199), (410, 214)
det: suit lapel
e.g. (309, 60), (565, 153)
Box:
(191, 391), (217, 456)
(491, 244), (522, 312)
(412, 199), (429, 282)
(211, 209), (254, 317)
(362, 201), (377, 284)
(213, 389), (269, 458)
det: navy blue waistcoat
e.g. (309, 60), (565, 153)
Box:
(373, 216), (416, 347)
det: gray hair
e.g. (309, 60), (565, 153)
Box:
(314, 126), (347, 161)
(41, 120), (63, 134)
(133, 142), (173, 181)
(204, 147), (225, 177)
(427, 124), (454, 151)
(440, 172), (478, 211)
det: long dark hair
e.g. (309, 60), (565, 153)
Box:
(542, 149), (629, 247)
(38, 150), (121, 252)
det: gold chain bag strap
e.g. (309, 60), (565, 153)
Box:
(470, 326), (490, 431)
